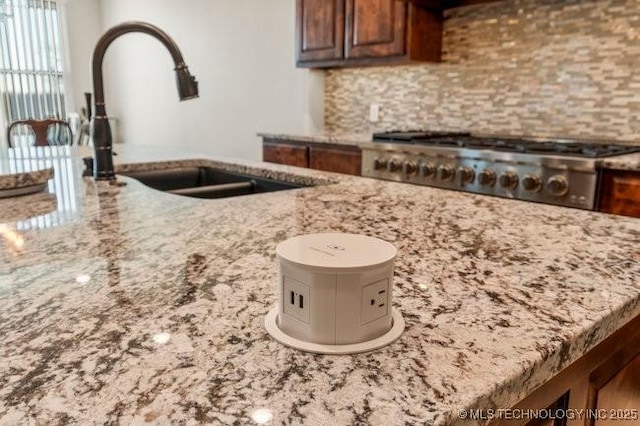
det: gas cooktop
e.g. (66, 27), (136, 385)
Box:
(363, 130), (640, 210)
(372, 131), (640, 158)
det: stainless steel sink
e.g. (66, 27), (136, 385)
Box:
(120, 167), (308, 199)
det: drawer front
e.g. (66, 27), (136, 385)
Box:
(263, 141), (309, 168)
(598, 170), (640, 218)
(309, 145), (362, 175)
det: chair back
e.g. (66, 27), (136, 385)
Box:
(7, 119), (74, 148)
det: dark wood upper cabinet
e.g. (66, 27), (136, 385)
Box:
(296, 0), (345, 63)
(345, 0), (407, 59)
(296, 0), (443, 68)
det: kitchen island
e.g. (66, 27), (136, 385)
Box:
(1, 146), (639, 425)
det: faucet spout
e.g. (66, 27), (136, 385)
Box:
(91, 21), (199, 181)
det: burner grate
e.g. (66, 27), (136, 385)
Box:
(371, 131), (640, 158)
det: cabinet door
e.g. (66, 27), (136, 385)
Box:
(309, 144), (362, 176)
(598, 170), (640, 218)
(345, 0), (407, 59)
(263, 141), (309, 168)
(296, 0), (345, 64)
(595, 354), (640, 426)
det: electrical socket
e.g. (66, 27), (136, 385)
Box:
(361, 279), (389, 324)
(369, 103), (380, 123)
(283, 276), (310, 324)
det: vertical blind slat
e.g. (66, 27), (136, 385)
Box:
(43, 0), (56, 117)
(37, 0), (51, 116)
(18, 3), (35, 118)
(0, 21), (13, 124)
(32, 0), (47, 118)
(22, 5), (42, 118)
(27, 3), (44, 118)
(50, 2), (63, 118)
(7, 16), (25, 120)
(12, 1), (27, 120)
(0, 0), (67, 131)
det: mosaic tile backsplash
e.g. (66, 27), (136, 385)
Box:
(325, 0), (640, 144)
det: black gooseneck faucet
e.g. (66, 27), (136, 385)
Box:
(91, 21), (199, 181)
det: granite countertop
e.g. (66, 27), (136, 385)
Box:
(598, 152), (640, 172)
(258, 132), (372, 146)
(1, 145), (640, 425)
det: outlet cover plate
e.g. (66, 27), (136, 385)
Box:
(361, 279), (389, 324)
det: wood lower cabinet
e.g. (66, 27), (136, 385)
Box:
(262, 138), (362, 176)
(493, 314), (640, 426)
(594, 355), (640, 426)
(263, 141), (309, 168)
(309, 144), (361, 175)
(597, 170), (640, 218)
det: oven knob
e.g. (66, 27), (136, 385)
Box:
(458, 166), (475, 185)
(421, 162), (436, 178)
(522, 174), (543, 192)
(437, 165), (455, 181)
(499, 171), (519, 190)
(373, 158), (387, 171)
(547, 175), (569, 196)
(404, 161), (418, 176)
(388, 159), (402, 173)
(478, 169), (496, 187)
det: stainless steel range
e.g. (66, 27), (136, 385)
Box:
(361, 131), (640, 210)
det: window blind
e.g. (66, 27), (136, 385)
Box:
(0, 0), (67, 125)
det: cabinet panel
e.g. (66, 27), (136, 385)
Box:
(296, 0), (345, 63)
(595, 354), (640, 426)
(345, 0), (406, 58)
(598, 170), (640, 218)
(309, 145), (362, 176)
(263, 141), (309, 168)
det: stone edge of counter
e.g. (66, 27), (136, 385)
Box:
(114, 157), (345, 188)
(258, 132), (371, 147)
(0, 167), (54, 190)
(598, 152), (640, 172)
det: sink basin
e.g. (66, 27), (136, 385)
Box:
(120, 167), (308, 199)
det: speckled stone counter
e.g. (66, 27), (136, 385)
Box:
(598, 152), (640, 172)
(258, 132), (370, 146)
(1, 145), (639, 425)
(0, 146), (60, 195)
(0, 168), (53, 191)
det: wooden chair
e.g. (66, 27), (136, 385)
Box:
(7, 119), (74, 148)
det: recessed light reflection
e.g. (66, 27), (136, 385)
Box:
(75, 274), (91, 284)
(0, 224), (24, 254)
(250, 408), (273, 424)
(152, 332), (171, 345)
